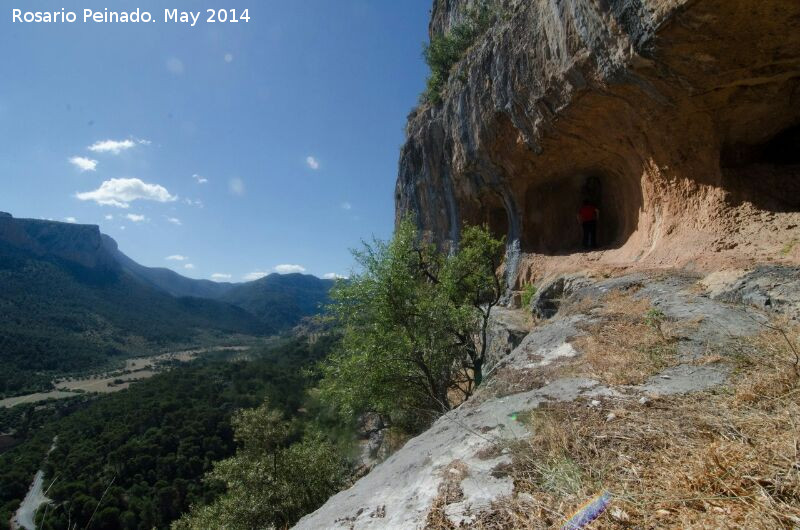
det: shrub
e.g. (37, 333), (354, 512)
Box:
(521, 283), (537, 308)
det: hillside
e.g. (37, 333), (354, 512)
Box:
(103, 235), (236, 299)
(296, 268), (800, 528)
(103, 233), (333, 331)
(0, 216), (266, 397)
(0, 214), (333, 397)
(219, 273), (333, 332)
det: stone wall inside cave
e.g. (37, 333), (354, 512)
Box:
(396, 0), (800, 279)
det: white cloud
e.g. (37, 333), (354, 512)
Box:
(229, 177), (244, 196)
(166, 57), (185, 75)
(184, 263), (195, 270)
(88, 139), (136, 154)
(184, 198), (204, 207)
(243, 271), (270, 281)
(306, 156), (320, 170)
(322, 273), (347, 280)
(76, 178), (177, 208)
(224, 53), (234, 63)
(211, 273), (232, 280)
(192, 174), (208, 184)
(104, 214), (114, 220)
(119, 226), (126, 230)
(166, 255), (188, 261)
(64, 217), (77, 223)
(69, 156), (97, 172)
(167, 217), (182, 226)
(340, 201), (352, 211)
(126, 213), (146, 222)
(274, 264), (306, 274)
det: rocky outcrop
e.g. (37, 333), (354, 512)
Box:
(483, 306), (530, 370)
(397, 0), (800, 281)
(295, 270), (785, 528)
(355, 412), (389, 472)
(706, 265), (800, 320)
(529, 273), (593, 318)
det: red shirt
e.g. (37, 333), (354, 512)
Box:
(578, 205), (597, 222)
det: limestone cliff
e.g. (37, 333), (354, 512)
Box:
(396, 0), (800, 285)
(0, 213), (117, 271)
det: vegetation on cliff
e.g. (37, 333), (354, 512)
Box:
(422, 1), (498, 104)
(158, 221), (506, 528)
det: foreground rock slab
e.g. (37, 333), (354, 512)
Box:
(295, 269), (791, 529)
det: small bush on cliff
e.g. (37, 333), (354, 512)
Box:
(422, 1), (498, 104)
(521, 283), (537, 308)
(319, 218), (505, 431)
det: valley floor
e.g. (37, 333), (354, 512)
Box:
(0, 345), (252, 409)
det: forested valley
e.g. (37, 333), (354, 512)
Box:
(0, 335), (345, 529)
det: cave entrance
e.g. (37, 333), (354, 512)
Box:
(465, 192), (510, 242)
(721, 124), (800, 211)
(486, 205), (509, 241)
(521, 171), (637, 254)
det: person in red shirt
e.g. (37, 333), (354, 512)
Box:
(577, 200), (600, 249)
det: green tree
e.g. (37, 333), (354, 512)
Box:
(319, 219), (504, 429)
(173, 402), (348, 530)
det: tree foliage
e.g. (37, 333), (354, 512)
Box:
(319, 219), (505, 431)
(0, 337), (336, 530)
(173, 402), (348, 530)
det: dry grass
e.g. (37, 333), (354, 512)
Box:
(566, 290), (680, 385)
(426, 460), (470, 529)
(458, 323), (800, 529)
(480, 290), (683, 401)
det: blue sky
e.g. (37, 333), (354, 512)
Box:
(0, 0), (431, 281)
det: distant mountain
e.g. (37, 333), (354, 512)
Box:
(0, 213), (334, 396)
(103, 235), (236, 299)
(220, 273), (334, 331)
(101, 235), (335, 327)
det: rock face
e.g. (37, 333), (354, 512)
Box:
(397, 0), (800, 281)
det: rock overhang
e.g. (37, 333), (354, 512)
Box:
(397, 0), (800, 279)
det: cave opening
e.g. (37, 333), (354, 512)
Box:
(487, 206), (509, 241)
(466, 193), (511, 242)
(720, 124), (800, 212)
(520, 170), (640, 254)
